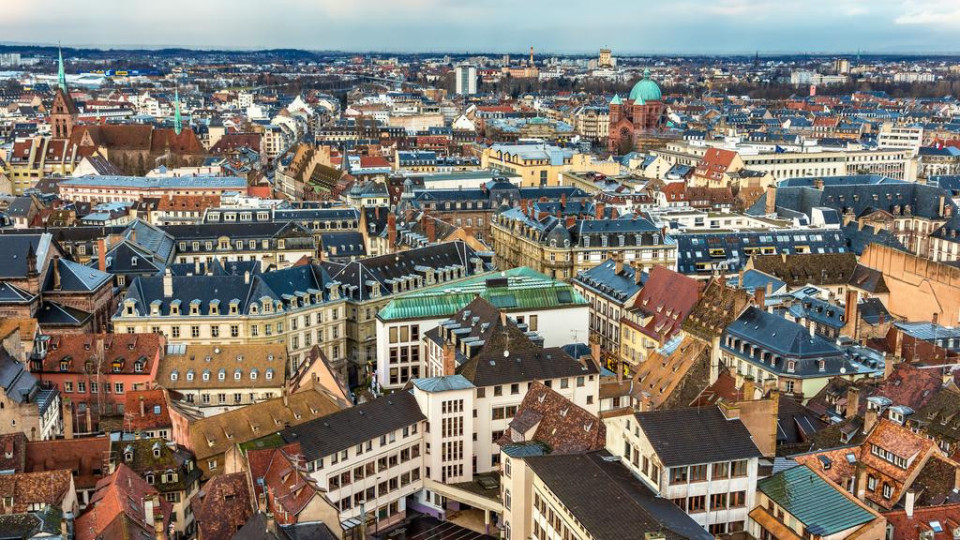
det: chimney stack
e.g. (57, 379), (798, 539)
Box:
(162, 268), (173, 298)
(387, 213), (397, 247)
(764, 184), (777, 215)
(595, 202), (605, 220)
(905, 490), (915, 519)
(98, 238), (107, 272)
(139, 395), (145, 417)
(424, 214), (437, 243)
(52, 256), (61, 290)
(741, 376), (755, 401)
(614, 254), (624, 275)
(863, 407), (878, 435)
(62, 398), (73, 440)
(634, 262), (644, 285)
(846, 386), (860, 420)
(754, 285), (765, 309)
(442, 341), (457, 376)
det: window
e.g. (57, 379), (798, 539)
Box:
(712, 462), (730, 479)
(882, 483), (893, 499)
(670, 467), (688, 484)
(689, 464), (707, 482)
(687, 495), (706, 513)
(731, 460), (749, 477)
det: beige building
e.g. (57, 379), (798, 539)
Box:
(491, 209), (677, 281)
(114, 265), (349, 380)
(157, 343), (288, 415)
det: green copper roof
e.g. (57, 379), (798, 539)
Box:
(173, 88), (182, 136)
(377, 266), (587, 322)
(628, 68), (661, 103)
(758, 465), (875, 536)
(57, 46), (67, 92)
(609, 94), (622, 106)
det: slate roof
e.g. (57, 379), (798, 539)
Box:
(524, 451), (712, 540)
(280, 391), (425, 461)
(635, 406), (761, 467)
(675, 229), (848, 275)
(757, 464), (876, 536)
(725, 306), (842, 360)
(572, 259), (645, 305)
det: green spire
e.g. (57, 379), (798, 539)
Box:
(173, 87), (182, 136)
(57, 45), (67, 92)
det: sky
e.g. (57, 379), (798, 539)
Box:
(3, 0), (960, 54)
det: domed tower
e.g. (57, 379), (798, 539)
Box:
(608, 69), (666, 153)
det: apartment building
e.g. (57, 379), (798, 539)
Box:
(605, 406), (762, 535)
(491, 207), (677, 281)
(114, 263), (348, 380)
(278, 392), (426, 534)
(157, 343), (288, 415)
(571, 258), (644, 364)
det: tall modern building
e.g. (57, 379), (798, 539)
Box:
(455, 64), (477, 95)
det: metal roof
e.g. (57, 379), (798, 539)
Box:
(758, 465), (876, 536)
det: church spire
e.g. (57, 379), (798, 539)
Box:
(57, 45), (67, 92)
(173, 87), (182, 136)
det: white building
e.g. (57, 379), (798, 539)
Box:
(604, 406), (762, 536)
(455, 65), (478, 95)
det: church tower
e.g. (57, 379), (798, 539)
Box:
(50, 46), (78, 139)
(173, 87), (183, 136)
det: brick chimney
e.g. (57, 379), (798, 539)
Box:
(634, 261), (644, 285)
(846, 386), (860, 420)
(754, 285), (765, 309)
(97, 237), (108, 272)
(424, 215), (437, 243)
(560, 193), (567, 210)
(764, 184), (777, 215)
(442, 341), (457, 376)
(387, 213), (397, 247)
(863, 407), (878, 435)
(595, 202), (605, 220)
(614, 254), (624, 275)
(842, 289), (859, 339)
(62, 398), (73, 440)
(52, 256), (61, 290)
(741, 376), (755, 401)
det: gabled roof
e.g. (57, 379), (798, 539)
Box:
(635, 406), (762, 466)
(280, 391), (425, 461)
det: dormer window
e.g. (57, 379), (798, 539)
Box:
(218, 369), (226, 381)
(265, 369), (274, 380)
(170, 370), (179, 381)
(186, 370), (194, 381)
(131, 257), (138, 267)
(234, 369), (242, 380)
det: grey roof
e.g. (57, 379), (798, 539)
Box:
(635, 407), (762, 467)
(0, 234), (51, 279)
(411, 375), (475, 393)
(524, 451), (713, 540)
(573, 259), (645, 304)
(280, 392), (425, 461)
(725, 306), (842, 359)
(60, 175), (247, 189)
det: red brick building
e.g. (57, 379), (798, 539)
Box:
(608, 69), (666, 153)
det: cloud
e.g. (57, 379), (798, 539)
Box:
(895, 1), (960, 26)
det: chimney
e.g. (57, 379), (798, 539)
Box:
(442, 341), (457, 376)
(162, 268), (173, 298)
(152, 501), (164, 540)
(387, 213), (397, 247)
(560, 193), (567, 210)
(590, 341), (601, 366)
(764, 184), (777, 215)
(855, 463), (867, 501)
(614, 255), (624, 275)
(933, 312), (940, 326)
(62, 398), (73, 440)
(265, 513), (277, 535)
(754, 285), (765, 309)
(194, 259), (201, 276)
(52, 256), (61, 290)
(720, 401), (740, 420)
(741, 376), (755, 401)
(595, 202), (605, 220)
(244, 271), (251, 285)
(738, 269), (745, 288)
(84, 405), (92, 434)
(813, 178), (824, 190)
(97, 238), (107, 272)
(634, 262), (644, 285)
(424, 215), (437, 242)
(884, 354), (897, 380)
(843, 289), (858, 338)
(846, 386), (860, 420)
(144, 497), (155, 527)
(905, 490), (915, 519)
(139, 395), (145, 417)
(863, 407), (878, 435)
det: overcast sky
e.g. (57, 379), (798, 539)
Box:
(4, 0), (960, 54)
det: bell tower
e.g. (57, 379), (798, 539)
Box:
(50, 46), (78, 139)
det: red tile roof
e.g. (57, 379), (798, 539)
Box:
(76, 463), (171, 540)
(42, 333), (162, 375)
(192, 472), (253, 540)
(626, 266), (702, 343)
(0, 469), (73, 513)
(26, 436), (111, 491)
(123, 389), (171, 433)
